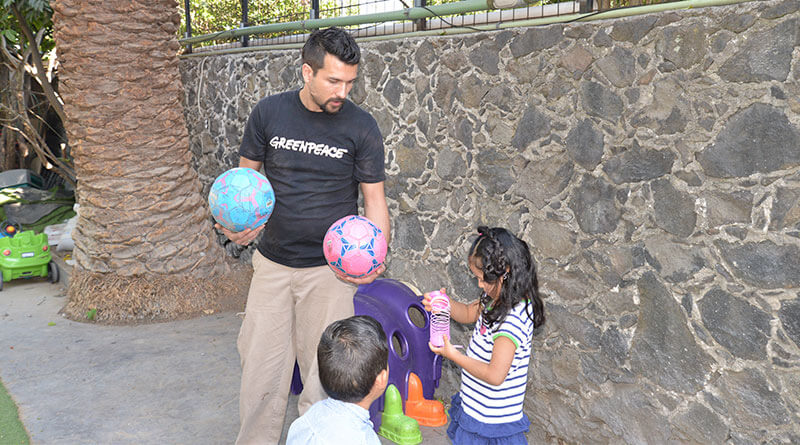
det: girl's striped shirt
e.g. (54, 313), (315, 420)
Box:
(460, 300), (534, 424)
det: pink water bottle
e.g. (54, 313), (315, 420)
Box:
(429, 290), (451, 348)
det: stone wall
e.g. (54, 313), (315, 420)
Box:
(180, 0), (800, 442)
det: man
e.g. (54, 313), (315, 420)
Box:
(217, 27), (390, 444)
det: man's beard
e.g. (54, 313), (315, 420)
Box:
(320, 98), (344, 115)
(310, 90), (344, 115)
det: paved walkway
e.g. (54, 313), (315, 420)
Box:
(0, 254), (449, 444)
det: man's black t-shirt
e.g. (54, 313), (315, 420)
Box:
(239, 90), (385, 268)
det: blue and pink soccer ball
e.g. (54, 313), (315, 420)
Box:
(323, 215), (387, 278)
(208, 168), (275, 232)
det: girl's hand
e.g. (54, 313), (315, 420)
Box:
(421, 287), (446, 312)
(428, 334), (460, 359)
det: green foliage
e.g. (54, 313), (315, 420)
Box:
(0, 0), (55, 56)
(179, 0), (312, 37)
(319, 0), (359, 19)
(1, 0), (50, 19)
(179, 0), (364, 43)
(1, 6), (20, 45)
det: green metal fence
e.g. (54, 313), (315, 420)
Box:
(178, 0), (693, 57)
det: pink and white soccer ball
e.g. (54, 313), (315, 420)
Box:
(323, 215), (387, 278)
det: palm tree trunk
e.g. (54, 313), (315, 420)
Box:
(52, 0), (249, 322)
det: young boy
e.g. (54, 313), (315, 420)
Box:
(287, 315), (389, 444)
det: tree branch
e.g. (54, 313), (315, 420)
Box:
(0, 34), (23, 70)
(7, 120), (76, 186)
(5, 37), (76, 186)
(11, 3), (67, 125)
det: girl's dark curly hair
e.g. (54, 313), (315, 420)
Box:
(469, 226), (545, 330)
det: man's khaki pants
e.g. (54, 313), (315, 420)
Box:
(235, 251), (356, 444)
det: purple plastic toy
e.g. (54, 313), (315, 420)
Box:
(289, 278), (442, 431)
(355, 279), (442, 430)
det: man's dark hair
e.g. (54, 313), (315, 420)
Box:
(301, 27), (361, 72)
(317, 315), (388, 403)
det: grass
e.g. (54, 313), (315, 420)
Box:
(0, 377), (29, 445)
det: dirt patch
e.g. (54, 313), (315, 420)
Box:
(61, 261), (251, 324)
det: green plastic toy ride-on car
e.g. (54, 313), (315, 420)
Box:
(0, 229), (59, 291)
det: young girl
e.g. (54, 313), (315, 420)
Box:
(424, 226), (545, 444)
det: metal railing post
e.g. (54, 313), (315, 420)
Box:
(414, 0), (427, 31)
(241, 0), (249, 47)
(311, 0), (320, 20)
(183, 0), (192, 53)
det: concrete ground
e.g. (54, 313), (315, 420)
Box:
(0, 253), (449, 444)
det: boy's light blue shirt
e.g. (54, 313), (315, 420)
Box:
(287, 397), (381, 445)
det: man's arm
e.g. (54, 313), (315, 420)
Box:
(239, 156), (262, 172)
(214, 157), (266, 245)
(361, 181), (390, 242)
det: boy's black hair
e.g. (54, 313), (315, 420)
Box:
(317, 315), (388, 403)
(302, 27), (361, 72)
(469, 226), (546, 330)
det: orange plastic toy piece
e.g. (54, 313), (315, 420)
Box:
(404, 372), (447, 427)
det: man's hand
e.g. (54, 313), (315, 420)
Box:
(215, 223), (264, 246)
(335, 264), (386, 285)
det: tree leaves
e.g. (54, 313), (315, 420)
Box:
(1, 0), (55, 54)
